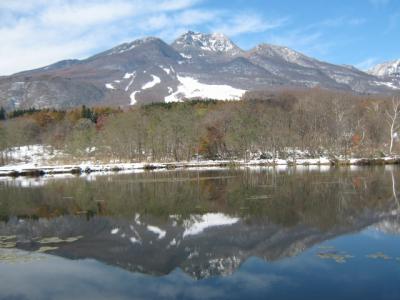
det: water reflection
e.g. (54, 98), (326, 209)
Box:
(0, 167), (400, 299)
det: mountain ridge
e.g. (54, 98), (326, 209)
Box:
(0, 31), (399, 109)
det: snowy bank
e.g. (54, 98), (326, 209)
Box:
(1, 156), (399, 178)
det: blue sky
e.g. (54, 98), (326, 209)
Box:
(0, 0), (399, 75)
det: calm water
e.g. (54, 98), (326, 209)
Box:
(1, 166), (400, 300)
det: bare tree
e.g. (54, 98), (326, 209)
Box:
(385, 97), (400, 155)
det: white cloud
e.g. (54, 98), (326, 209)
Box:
(178, 9), (220, 26)
(0, 0), (49, 12)
(40, 1), (138, 27)
(138, 9), (220, 32)
(0, 0), (287, 75)
(156, 0), (203, 11)
(0, 1), (147, 74)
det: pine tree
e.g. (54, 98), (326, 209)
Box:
(81, 105), (88, 119)
(0, 107), (6, 120)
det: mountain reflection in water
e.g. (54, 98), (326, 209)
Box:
(0, 166), (400, 300)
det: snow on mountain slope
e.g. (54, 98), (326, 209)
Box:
(372, 81), (400, 90)
(105, 83), (115, 90)
(101, 37), (162, 56)
(165, 75), (246, 102)
(147, 225), (166, 239)
(173, 31), (243, 56)
(369, 59), (400, 78)
(250, 44), (316, 68)
(0, 31), (398, 109)
(130, 91), (139, 105)
(125, 72), (136, 91)
(142, 75), (161, 89)
(183, 213), (240, 237)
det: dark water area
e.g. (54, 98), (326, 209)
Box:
(1, 166), (400, 300)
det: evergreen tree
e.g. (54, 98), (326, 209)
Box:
(0, 107), (5, 120)
(81, 105), (88, 119)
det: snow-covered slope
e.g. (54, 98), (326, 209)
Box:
(250, 44), (316, 68)
(165, 75), (246, 102)
(172, 31), (243, 57)
(368, 59), (400, 91)
(369, 59), (400, 78)
(1, 145), (66, 166)
(1, 206), (396, 279)
(182, 213), (240, 237)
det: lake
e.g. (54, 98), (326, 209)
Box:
(1, 166), (400, 300)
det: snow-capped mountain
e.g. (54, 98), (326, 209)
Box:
(0, 31), (398, 109)
(369, 59), (400, 78)
(172, 31), (243, 58)
(368, 59), (400, 91)
(1, 208), (397, 279)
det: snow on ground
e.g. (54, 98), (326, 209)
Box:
(373, 81), (400, 90)
(135, 214), (142, 225)
(159, 66), (171, 75)
(180, 53), (192, 59)
(147, 225), (166, 239)
(130, 91), (139, 105)
(105, 83), (115, 90)
(369, 59), (400, 77)
(0, 157), (398, 184)
(142, 75), (161, 89)
(124, 72), (135, 79)
(125, 73), (136, 92)
(129, 236), (141, 244)
(1, 144), (399, 179)
(179, 32), (238, 54)
(165, 75), (246, 103)
(183, 213), (240, 237)
(108, 43), (137, 55)
(2, 145), (64, 165)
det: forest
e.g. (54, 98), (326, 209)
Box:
(0, 88), (399, 165)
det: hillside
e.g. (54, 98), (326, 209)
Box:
(0, 31), (399, 109)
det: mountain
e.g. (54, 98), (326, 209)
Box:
(246, 44), (383, 92)
(1, 209), (398, 279)
(0, 31), (399, 110)
(369, 59), (400, 77)
(172, 31), (243, 58)
(368, 59), (400, 90)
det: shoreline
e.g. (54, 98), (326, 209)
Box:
(1, 157), (400, 178)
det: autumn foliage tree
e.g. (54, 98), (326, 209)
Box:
(0, 89), (398, 162)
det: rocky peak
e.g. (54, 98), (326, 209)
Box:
(172, 31), (242, 56)
(369, 59), (400, 78)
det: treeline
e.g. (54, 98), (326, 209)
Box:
(0, 168), (395, 228)
(0, 89), (399, 163)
